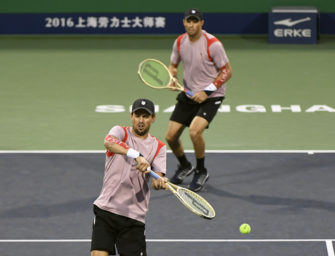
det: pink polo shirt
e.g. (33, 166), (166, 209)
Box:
(170, 30), (229, 98)
(94, 126), (166, 223)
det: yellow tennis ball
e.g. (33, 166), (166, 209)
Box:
(239, 223), (251, 234)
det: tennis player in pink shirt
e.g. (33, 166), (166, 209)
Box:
(91, 98), (168, 256)
(166, 8), (232, 192)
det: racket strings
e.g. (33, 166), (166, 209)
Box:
(142, 63), (165, 85)
(177, 189), (215, 218)
(139, 60), (171, 88)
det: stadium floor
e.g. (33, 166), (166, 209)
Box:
(0, 152), (334, 256)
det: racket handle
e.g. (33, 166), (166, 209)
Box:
(184, 89), (194, 97)
(149, 170), (162, 180)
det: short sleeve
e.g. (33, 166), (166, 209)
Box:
(210, 41), (229, 69)
(151, 144), (167, 175)
(108, 126), (126, 141)
(170, 39), (180, 65)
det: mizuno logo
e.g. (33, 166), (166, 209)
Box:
(274, 17), (311, 27)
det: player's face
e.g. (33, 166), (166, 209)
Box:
(131, 110), (156, 137)
(183, 17), (204, 39)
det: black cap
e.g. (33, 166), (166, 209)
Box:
(131, 98), (155, 115)
(184, 8), (203, 21)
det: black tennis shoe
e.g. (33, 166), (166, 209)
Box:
(188, 169), (209, 192)
(170, 164), (195, 184)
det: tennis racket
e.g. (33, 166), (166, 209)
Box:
(150, 170), (215, 219)
(137, 58), (194, 96)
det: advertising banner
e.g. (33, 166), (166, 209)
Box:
(0, 13), (267, 34)
(268, 7), (319, 44)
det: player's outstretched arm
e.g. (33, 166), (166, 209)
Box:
(104, 135), (150, 172)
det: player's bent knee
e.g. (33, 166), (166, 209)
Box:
(189, 128), (202, 141)
(165, 132), (177, 144)
(165, 134), (172, 144)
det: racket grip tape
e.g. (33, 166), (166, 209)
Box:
(184, 89), (194, 97)
(149, 170), (162, 180)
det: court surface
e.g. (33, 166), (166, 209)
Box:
(1, 35), (335, 255)
(1, 36), (335, 150)
(0, 151), (334, 256)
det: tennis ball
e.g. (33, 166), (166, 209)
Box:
(239, 223), (251, 234)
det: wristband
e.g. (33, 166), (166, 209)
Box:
(204, 83), (217, 96)
(126, 148), (140, 159)
(204, 83), (217, 91)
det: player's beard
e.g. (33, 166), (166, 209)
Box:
(186, 27), (201, 40)
(133, 123), (150, 136)
(186, 27), (196, 37)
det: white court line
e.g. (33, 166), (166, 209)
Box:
(148, 239), (335, 243)
(326, 240), (335, 256)
(0, 239), (334, 243)
(0, 150), (335, 154)
(0, 239), (90, 243)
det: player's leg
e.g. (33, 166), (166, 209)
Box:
(189, 116), (208, 159)
(188, 116), (210, 191)
(165, 120), (195, 184)
(116, 218), (147, 256)
(91, 205), (117, 256)
(188, 97), (224, 191)
(165, 120), (186, 157)
(167, 93), (199, 184)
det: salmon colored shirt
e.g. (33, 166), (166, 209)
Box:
(170, 30), (229, 98)
(94, 126), (166, 223)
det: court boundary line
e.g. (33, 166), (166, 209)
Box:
(1, 239), (333, 255)
(0, 150), (335, 154)
(0, 238), (335, 243)
(0, 239), (334, 243)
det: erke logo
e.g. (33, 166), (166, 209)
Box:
(141, 101), (146, 105)
(274, 17), (311, 27)
(273, 16), (312, 38)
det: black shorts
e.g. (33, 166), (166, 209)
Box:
(91, 205), (147, 256)
(170, 92), (224, 127)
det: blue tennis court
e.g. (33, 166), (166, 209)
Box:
(0, 151), (334, 256)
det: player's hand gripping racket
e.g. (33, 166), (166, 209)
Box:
(138, 59), (194, 96)
(150, 170), (215, 219)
